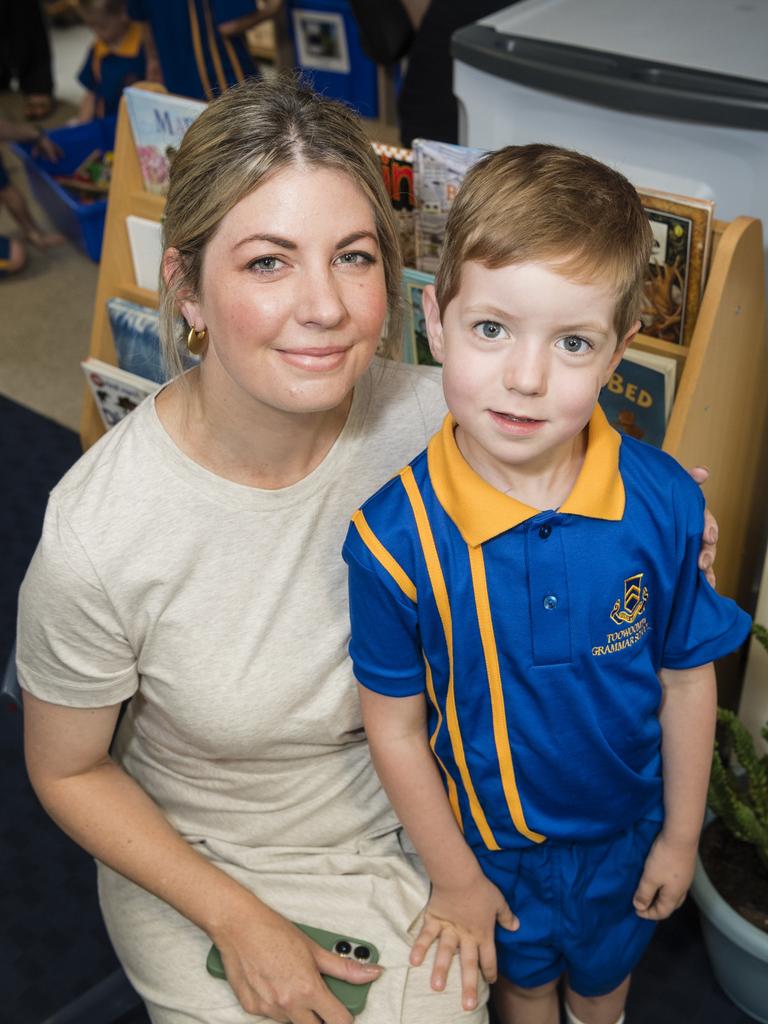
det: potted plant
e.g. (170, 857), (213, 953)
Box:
(690, 624), (768, 1023)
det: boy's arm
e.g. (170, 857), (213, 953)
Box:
(76, 91), (97, 124)
(359, 686), (517, 1011)
(633, 662), (717, 919)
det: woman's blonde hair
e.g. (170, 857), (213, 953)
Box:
(436, 144), (653, 341)
(160, 74), (402, 377)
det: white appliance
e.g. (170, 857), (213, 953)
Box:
(452, 0), (768, 276)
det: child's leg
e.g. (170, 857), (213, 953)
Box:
(0, 235), (28, 275)
(492, 975), (559, 1024)
(0, 183), (64, 248)
(563, 976), (630, 1024)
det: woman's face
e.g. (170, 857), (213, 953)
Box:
(181, 164), (388, 420)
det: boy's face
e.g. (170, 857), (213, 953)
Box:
(424, 260), (637, 492)
(82, 11), (129, 46)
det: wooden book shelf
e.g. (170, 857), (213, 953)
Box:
(82, 88), (768, 630)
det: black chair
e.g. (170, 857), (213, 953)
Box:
(2, 641), (144, 1024)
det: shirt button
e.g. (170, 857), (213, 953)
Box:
(538, 524), (552, 539)
(543, 594), (558, 610)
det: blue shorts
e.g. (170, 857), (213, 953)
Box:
(476, 818), (660, 997)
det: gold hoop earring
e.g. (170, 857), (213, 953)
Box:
(186, 326), (207, 355)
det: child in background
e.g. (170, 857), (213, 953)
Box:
(343, 145), (751, 1024)
(74, 0), (145, 122)
(0, 119), (64, 274)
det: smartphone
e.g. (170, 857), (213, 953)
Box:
(206, 922), (380, 1017)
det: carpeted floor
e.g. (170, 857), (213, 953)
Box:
(0, 395), (752, 1024)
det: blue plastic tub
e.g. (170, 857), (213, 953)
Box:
(10, 116), (116, 262)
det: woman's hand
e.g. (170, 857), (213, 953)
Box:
(214, 906), (383, 1023)
(687, 465), (718, 586)
(409, 874), (518, 1012)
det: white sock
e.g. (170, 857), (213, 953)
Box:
(564, 1004), (625, 1024)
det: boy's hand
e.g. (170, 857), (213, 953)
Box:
(633, 831), (698, 920)
(410, 874), (518, 1011)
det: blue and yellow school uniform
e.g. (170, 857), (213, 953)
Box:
(127, 0), (257, 101)
(343, 407), (750, 993)
(78, 22), (146, 119)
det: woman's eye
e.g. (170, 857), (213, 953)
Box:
(557, 334), (592, 354)
(335, 251), (375, 266)
(248, 256), (283, 273)
(474, 321), (506, 340)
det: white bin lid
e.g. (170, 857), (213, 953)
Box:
(453, 0), (768, 130)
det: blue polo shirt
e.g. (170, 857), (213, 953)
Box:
(127, 0), (256, 101)
(343, 407), (751, 853)
(78, 22), (146, 118)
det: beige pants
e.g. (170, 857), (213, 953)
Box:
(142, 959), (489, 1024)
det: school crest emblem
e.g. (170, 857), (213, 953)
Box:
(610, 573), (648, 625)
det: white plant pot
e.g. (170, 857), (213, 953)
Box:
(691, 850), (768, 1023)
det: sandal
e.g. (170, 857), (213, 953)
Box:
(24, 94), (55, 121)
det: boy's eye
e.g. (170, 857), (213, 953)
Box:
(473, 321), (506, 341)
(557, 334), (592, 354)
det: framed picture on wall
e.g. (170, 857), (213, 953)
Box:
(292, 10), (351, 73)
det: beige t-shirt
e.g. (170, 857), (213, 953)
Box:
(17, 358), (485, 1023)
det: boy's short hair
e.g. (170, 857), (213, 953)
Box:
(435, 144), (653, 341)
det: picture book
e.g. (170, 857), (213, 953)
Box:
(637, 188), (715, 346)
(81, 357), (157, 430)
(107, 297), (165, 383)
(401, 267), (437, 366)
(372, 141), (416, 269)
(124, 87), (206, 195)
(412, 138), (485, 273)
(126, 215), (163, 291)
(599, 346), (677, 449)
(107, 297), (199, 383)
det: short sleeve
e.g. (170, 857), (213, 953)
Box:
(16, 497), (139, 707)
(78, 49), (96, 92)
(343, 521), (425, 696)
(662, 482), (751, 669)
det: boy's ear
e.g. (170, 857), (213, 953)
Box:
(422, 285), (445, 364)
(603, 319), (641, 384)
(162, 248), (202, 329)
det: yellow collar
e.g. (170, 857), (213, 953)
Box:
(92, 20), (143, 62)
(426, 405), (625, 547)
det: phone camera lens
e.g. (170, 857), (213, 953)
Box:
(354, 945), (371, 961)
(333, 940), (352, 956)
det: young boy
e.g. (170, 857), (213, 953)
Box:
(342, 145), (751, 1024)
(74, 0), (145, 122)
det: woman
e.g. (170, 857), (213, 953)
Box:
(17, 77), (717, 1024)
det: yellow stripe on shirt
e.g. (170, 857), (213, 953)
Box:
(399, 465), (500, 851)
(467, 544), (546, 844)
(424, 658), (464, 830)
(187, 0), (214, 99)
(351, 510), (416, 602)
(202, 0), (229, 93)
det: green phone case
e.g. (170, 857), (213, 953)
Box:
(206, 922), (380, 1017)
